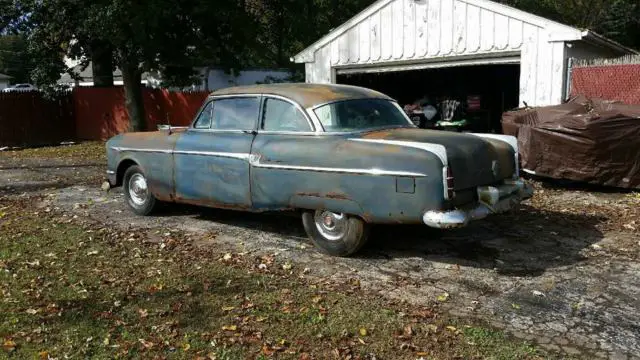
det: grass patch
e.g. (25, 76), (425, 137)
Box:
(0, 141), (106, 163)
(0, 198), (557, 359)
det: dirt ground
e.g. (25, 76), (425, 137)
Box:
(1, 146), (639, 360)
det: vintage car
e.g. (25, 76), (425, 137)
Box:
(106, 84), (533, 257)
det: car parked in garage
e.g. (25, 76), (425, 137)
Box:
(105, 83), (532, 256)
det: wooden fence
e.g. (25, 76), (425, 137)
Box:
(0, 91), (75, 147)
(0, 87), (209, 146)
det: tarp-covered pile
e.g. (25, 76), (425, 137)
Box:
(502, 96), (640, 189)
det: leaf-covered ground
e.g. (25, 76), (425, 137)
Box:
(0, 197), (557, 360)
(0, 142), (106, 164)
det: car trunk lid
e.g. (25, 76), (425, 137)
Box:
(359, 128), (516, 190)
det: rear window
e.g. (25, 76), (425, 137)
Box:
(314, 99), (411, 132)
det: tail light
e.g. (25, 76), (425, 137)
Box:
(443, 166), (455, 200)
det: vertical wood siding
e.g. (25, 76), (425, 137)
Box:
(306, 0), (573, 106)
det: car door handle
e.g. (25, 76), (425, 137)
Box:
(242, 130), (257, 135)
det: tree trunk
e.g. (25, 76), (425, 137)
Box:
(90, 40), (114, 87)
(122, 64), (146, 132)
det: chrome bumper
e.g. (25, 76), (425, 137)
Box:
(423, 179), (533, 229)
(106, 170), (116, 187)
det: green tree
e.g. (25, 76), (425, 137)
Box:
(2, 0), (223, 131)
(498, 0), (639, 49)
(0, 35), (32, 83)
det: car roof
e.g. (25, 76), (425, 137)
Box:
(209, 83), (393, 109)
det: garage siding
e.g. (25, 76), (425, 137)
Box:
(303, 0), (572, 107)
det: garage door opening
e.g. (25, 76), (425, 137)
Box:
(336, 64), (521, 134)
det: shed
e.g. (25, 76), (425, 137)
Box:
(293, 0), (637, 131)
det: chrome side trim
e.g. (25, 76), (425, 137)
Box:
(106, 170), (115, 175)
(249, 154), (427, 177)
(189, 128), (249, 134)
(110, 146), (249, 160)
(111, 146), (173, 154)
(174, 150), (250, 160)
(256, 130), (319, 136)
(349, 139), (448, 166)
(110, 146), (424, 176)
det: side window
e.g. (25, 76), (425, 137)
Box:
(211, 97), (260, 131)
(262, 98), (312, 132)
(193, 102), (213, 129)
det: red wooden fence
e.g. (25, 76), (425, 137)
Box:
(0, 87), (209, 146)
(74, 87), (209, 140)
(0, 91), (75, 147)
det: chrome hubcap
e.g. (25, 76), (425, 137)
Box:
(128, 173), (148, 206)
(314, 210), (347, 241)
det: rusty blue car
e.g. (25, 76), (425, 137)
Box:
(106, 84), (532, 256)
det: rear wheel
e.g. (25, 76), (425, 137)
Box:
(302, 210), (370, 257)
(123, 165), (158, 216)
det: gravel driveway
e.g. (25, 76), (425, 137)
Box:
(2, 155), (639, 360)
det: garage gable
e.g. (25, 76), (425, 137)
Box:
(293, 0), (581, 65)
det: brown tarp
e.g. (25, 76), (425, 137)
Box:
(501, 96), (640, 189)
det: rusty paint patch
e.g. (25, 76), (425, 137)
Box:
(361, 130), (395, 139)
(209, 83), (392, 109)
(326, 192), (349, 200)
(174, 196), (254, 212)
(296, 192), (322, 198)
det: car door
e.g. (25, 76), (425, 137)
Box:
(174, 95), (261, 208)
(249, 95), (323, 210)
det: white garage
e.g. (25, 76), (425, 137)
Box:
(292, 0), (635, 132)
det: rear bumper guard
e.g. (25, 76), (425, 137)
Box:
(423, 180), (533, 229)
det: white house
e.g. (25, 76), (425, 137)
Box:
(58, 57), (293, 90)
(0, 73), (11, 90)
(293, 0), (637, 112)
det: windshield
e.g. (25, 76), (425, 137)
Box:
(313, 99), (413, 132)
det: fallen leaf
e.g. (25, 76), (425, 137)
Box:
(282, 263), (292, 271)
(446, 326), (457, 332)
(138, 339), (154, 349)
(222, 325), (237, 331)
(437, 292), (449, 302)
(512, 303), (521, 310)
(532, 290), (545, 297)
(359, 328), (367, 336)
(358, 338), (365, 345)
(137, 308), (148, 318)
(38, 350), (49, 359)
(221, 306), (235, 311)
(182, 343), (191, 351)
(3, 340), (16, 352)
(26, 308), (39, 315)
(404, 325), (413, 337)
(223, 253), (232, 261)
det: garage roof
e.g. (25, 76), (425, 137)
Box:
(292, 0), (637, 63)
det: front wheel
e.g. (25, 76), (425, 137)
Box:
(302, 210), (370, 257)
(123, 165), (158, 216)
